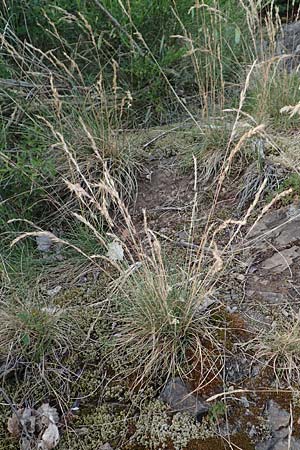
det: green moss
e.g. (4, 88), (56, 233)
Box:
(131, 400), (215, 450)
(59, 405), (127, 449)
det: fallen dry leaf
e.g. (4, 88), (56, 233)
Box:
(7, 413), (21, 438)
(37, 403), (59, 426)
(38, 422), (60, 449)
(7, 403), (60, 450)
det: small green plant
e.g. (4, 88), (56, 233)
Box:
(208, 401), (226, 423)
(266, 172), (300, 206)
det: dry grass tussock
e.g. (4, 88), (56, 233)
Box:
(2, 0), (300, 394)
(0, 290), (77, 369)
(251, 312), (300, 386)
(8, 101), (287, 389)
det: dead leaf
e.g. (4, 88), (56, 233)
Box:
(37, 403), (59, 427)
(7, 403), (60, 450)
(38, 422), (60, 449)
(7, 413), (21, 438)
(20, 407), (36, 434)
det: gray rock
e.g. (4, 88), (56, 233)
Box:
(36, 235), (53, 252)
(256, 401), (300, 450)
(261, 246), (300, 273)
(276, 21), (300, 72)
(159, 378), (209, 420)
(253, 291), (287, 304)
(267, 400), (290, 435)
(247, 206), (300, 250)
(257, 437), (300, 450)
(272, 437), (300, 450)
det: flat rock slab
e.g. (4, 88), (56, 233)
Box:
(257, 437), (300, 450)
(247, 205), (300, 250)
(245, 205), (300, 312)
(260, 246), (300, 274)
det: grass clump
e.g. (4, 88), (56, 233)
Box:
(253, 313), (300, 386)
(181, 122), (233, 181)
(245, 67), (300, 130)
(106, 239), (223, 386)
(265, 172), (300, 206)
(0, 291), (77, 367)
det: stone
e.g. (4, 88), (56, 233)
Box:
(159, 378), (209, 421)
(261, 246), (300, 273)
(272, 438), (300, 450)
(247, 206), (300, 250)
(257, 437), (300, 450)
(36, 235), (53, 252)
(256, 401), (300, 450)
(276, 21), (300, 72)
(267, 400), (290, 434)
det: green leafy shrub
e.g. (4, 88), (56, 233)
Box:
(1, 0), (253, 124)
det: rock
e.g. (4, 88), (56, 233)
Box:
(247, 206), (300, 250)
(272, 438), (300, 450)
(254, 291), (287, 304)
(276, 21), (300, 72)
(245, 205), (300, 311)
(256, 401), (300, 450)
(36, 235), (53, 252)
(261, 246), (300, 273)
(257, 437), (300, 450)
(159, 378), (209, 420)
(267, 400), (290, 435)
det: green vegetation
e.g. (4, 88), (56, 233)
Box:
(106, 257), (222, 384)
(1, 0), (300, 449)
(0, 289), (78, 366)
(246, 68), (300, 130)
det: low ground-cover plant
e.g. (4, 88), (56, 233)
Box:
(0, 291), (77, 367)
